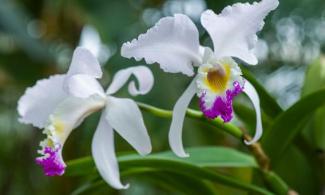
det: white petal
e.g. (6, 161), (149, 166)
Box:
(201, 0), (279, 65)
(105, 97), (151, 155)
(66, 74), (105, 98)
(17, 75), (67, 128)
(67, 47), (102, 79)
(92, 112), (128, 189)
(64, 47), (102, 93)
(106, 66), (154, 96)
(169, 78), (197, 157)
(243, 81), (262, 145)
(52, 95), (105, 133)
(121, 14), (201, 76)
(79, 25), (102, 60)
(36, 95), (106, 176)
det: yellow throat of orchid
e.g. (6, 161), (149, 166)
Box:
(204, 64), (231, 93)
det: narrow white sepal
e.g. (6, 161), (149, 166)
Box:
(64, 47), (102, 93)
(92, 112), (129, 189)
(105, 97), (152, 155)
(67, 47), (102, 79)
(66, 74), (105, 98)
(169, 78), (197, 157)
(243, 81), (263, 145)
(106, 66), (154, 96)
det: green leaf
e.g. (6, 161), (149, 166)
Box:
(119, 147), (258, 168)
(66, 147), (272, 195)
(133, 170), (217, 195)
(67, 147), (257, 177)
(72, 169), (217, 195)
(301, 56), (325, 150)
(71, 179), (109, 195)
(241, 66), (283, 118)
(262, 89), (325, 164)
(272, 146), (318, 195)
(301, 57), (325, 96)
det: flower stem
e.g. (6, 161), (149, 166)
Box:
(137, 102), (243, 139)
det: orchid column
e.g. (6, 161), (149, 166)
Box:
(121, 0), (279, 157)
(18, 47), (154, 189)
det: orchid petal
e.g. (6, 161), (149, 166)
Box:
(39, 95), (105, 147)
(51, 95), (106, 132)
(105, 97), (151, 155)
(169, 78), (197, 157)
(66, 47), (102, 79)
(64, 47), (102, 93)
(18, 75), (67, 128)
(92, 111), (128, 189)
(79, 25), (102, 60)
(106, 66), (154, 96)
(243, 81), (263, 145)
(66, 74), (105, 98)
(36, 95), (106, 176)
(121, 14), (201, 76)
(201, 0), (279, 65)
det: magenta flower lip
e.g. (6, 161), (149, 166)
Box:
(35, 146), (66, 176)
(199, 81), (244, 122)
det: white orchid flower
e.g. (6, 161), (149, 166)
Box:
(121, 0), (279, 157)
(17, 47), (154, 189)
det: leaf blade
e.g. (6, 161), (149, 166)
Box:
(262, 89), (325, 164)
(66, 147), (272, 195)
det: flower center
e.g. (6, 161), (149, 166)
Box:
(205, 64), (230, 93)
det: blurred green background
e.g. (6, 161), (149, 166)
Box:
(0, 0), (324, 194)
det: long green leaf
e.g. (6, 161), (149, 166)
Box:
(133, 170), (217, 195)
(72, 169), (216, 195)
(301, 57), (325, 150)
(119, 147), (258, 168)
(67, 147), (257, 176)
(66, 147), (271, 195)
(262, 89), (325, 164)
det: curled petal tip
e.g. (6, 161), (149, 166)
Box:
(243, 81), (263, 145)
(244, 139), (256, 145)
(121, 183), (130, 190)
(114, 182), (130, 190)
(177, 153), (190, 158)
(138, 144), (152, 156)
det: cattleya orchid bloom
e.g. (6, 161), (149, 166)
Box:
(121, 0), (279, 157)
(17, 47), (154, 189)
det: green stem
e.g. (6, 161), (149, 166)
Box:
(263, 171), (290, 195)
(137, 102), (243, 139)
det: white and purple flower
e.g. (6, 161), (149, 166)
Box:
(121, 0), (278, 157)
(18, 47), (154, 189)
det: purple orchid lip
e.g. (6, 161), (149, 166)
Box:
(199, 81), (244, 122)
(35, 146), (66, 176)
